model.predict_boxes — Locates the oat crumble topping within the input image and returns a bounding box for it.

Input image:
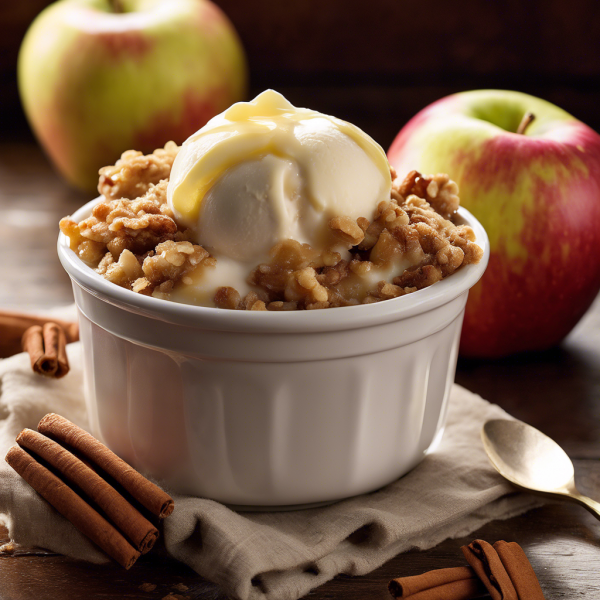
[98,141,179,201]
[60,144,483,309]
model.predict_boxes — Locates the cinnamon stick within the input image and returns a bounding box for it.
[5,445,140,569]
[0,310,78,358]
[16,429,158,554]
[389,566,487,599]
[493,541,546,599]
[38,414,174,518]
[461,539,518,600]
[21,323,70,378]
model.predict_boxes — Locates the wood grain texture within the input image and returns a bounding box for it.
[0,138,86,309]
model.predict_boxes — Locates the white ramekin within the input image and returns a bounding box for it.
[58,200,489,507]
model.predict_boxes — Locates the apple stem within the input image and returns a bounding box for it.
[110,0,124,13]
[517,112,535,135]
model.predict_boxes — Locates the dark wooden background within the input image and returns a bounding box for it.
[3,0,600,151]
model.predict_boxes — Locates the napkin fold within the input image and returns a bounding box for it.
[0,339,542,600]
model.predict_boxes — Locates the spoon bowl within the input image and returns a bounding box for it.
[482,419,600,520]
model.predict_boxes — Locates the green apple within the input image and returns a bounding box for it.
[388,90,600,357]
[18,0,247,192]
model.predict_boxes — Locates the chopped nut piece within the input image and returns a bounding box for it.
[449,228,484,264]
[96,252,114,275]
[132,277,153,295]
[214,287,241,310]
[102,249,143,288]
[143,241,209,286]
[294,267,329,303]
[396,169,460,220]
[249,300,267,311]
[394,264,443,290]
[356,216,370,232]
[436,244,465,276]
[370,229,402,266]
[376,281,406,299]
[99,141,179,200]
[59,218,83,249]
[329,216,365,245]
[322,249,342,267]
[349,259,373,275]
[396,169,420,197]
[269,239,320,270]
[320,260,350,286]
[241,291,269,310]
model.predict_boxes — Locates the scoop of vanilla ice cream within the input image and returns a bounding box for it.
[167,90,391,262]
[195,154,309,260]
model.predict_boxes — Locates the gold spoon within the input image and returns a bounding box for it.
[482,419,600,520]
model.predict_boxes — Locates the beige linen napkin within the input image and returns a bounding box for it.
[0,340,542,600]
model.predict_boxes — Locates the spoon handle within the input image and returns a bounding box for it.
[571,492,600,520]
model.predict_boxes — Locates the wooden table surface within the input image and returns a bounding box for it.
[1,137,600,599]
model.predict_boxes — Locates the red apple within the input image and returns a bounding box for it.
[18,0,247,192]
[388,90,600,357]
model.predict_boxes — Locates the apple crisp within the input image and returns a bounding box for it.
[60,146,483,310]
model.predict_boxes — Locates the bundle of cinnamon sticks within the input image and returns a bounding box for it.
[5,413,174,569]
[0,309,79,378]
[389,539,545,599]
